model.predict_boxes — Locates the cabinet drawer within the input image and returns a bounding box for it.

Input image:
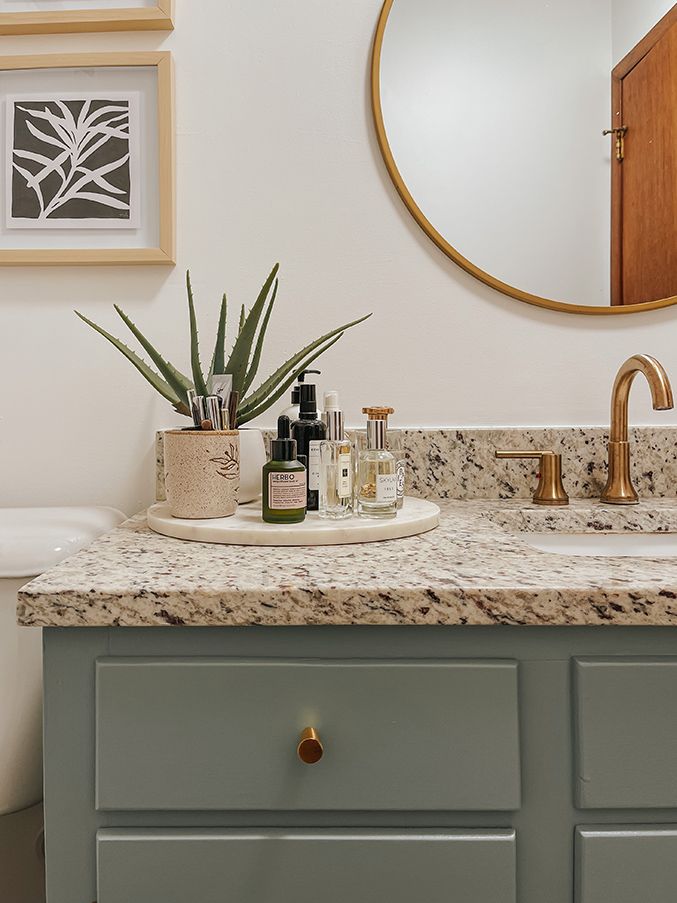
[576,826,677,903]
[97,828,517,903]
[574,658,677,808]
[96,658,520,811]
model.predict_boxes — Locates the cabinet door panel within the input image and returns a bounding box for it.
[96,658,520,811]
[97,828,517,903]
[577,826,677,903]
[574,657,677,808]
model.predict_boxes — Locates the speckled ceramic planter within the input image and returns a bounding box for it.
[164,430,240,519]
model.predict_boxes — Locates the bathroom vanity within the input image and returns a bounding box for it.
[18,488,677,903]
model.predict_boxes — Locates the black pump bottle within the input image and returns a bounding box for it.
[291,381,326,511]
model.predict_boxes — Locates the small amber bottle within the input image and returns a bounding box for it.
[262,416,307,524]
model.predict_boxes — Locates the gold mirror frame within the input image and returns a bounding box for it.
[371,0,677,316]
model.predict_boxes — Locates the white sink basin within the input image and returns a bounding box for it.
[519,532,677,558]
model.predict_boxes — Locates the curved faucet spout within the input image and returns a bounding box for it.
[609,354,673,443]
[602,354,674,504]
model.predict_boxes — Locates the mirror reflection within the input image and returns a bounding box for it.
[375,0,677,311]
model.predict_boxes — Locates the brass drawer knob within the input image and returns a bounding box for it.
[297,727,323,764]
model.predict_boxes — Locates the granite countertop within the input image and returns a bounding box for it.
[17,499,677,628]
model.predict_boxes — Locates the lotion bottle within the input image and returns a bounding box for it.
[262,416,307,524]
[291,379,326,511]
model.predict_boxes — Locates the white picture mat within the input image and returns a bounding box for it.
[0,1,155,11]
[0,66,159,250]
[6,91,141,229]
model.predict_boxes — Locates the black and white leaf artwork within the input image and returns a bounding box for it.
[6,94,140,229]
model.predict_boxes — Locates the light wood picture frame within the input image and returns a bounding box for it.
[0,52,175,266]
[0,1,173,35]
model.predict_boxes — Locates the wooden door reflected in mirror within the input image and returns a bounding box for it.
[614,9,677,306]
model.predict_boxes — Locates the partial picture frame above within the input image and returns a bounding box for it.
[0,52,175,266]
[0,0,173,35]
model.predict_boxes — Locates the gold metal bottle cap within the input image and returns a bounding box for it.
[362,406,395,421]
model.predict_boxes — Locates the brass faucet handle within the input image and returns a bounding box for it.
[495,450,569,507]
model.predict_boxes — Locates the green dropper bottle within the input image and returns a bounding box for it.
[262,415,307,524]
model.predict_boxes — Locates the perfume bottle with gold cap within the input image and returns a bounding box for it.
[356,407,397,519]
[356,406,406,509]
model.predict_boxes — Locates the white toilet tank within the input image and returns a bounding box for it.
[0,507,124,815]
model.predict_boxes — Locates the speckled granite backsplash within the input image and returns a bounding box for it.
[156,427,677,502]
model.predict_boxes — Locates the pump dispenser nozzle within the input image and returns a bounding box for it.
[291,369,321,405]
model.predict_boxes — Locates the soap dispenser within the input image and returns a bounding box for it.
[262,416,307,524]
[291,376,326,511]
[281,369,322,422]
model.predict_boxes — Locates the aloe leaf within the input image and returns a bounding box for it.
[224,263,280,394]
[238,304,246,335]
[113,305,192,405]
[238,312,372,417]
[186,271,208,396]
[209,293,228,379]
[241,278,278,396]
[75,311,188,414]
[238,333,344,426]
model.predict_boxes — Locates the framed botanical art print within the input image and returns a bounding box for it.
[0,52,175,265]
[0,1,173,35]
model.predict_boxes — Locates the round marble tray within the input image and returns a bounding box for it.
[147,497,440,547]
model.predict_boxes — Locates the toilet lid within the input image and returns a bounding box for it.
[0,507,125,578]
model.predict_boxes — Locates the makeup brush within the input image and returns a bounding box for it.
[227,391,239,431]
[205,396,223,430]
[191,394,208,429]
[187,389,201,428]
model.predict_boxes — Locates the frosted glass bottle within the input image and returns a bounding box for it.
[319,391,354,519]
[319,439,354,519]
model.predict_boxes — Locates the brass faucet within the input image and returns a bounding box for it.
[495,450,569,506]
[600,354,674,505]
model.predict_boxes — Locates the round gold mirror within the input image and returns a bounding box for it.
[372,0,677,315]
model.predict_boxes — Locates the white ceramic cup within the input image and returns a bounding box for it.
[164,430,240,519]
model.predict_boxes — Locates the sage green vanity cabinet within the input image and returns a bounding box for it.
[96,659,520,811]
[97,828,517,903]
[42,627,677,903]
[574,658,677,808]
[576,826,677,903]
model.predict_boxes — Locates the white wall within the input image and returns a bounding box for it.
[613,0,675,62]
[1,0,677,515]
[381,0,613,307]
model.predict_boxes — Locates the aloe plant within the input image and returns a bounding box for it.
[75,264,371,427]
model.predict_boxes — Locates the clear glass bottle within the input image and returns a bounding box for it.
[319,391,354,519]
[355,407,406,509]
[356,409,397,519]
